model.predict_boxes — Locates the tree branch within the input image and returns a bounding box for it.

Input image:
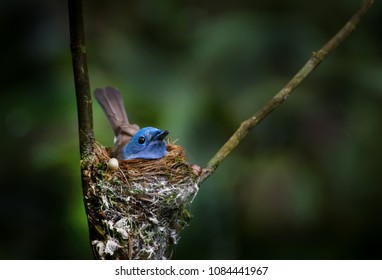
[68,0,96,257]
[198,0,374,184]
[68,0,94,159]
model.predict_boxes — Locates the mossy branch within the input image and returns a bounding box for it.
[198,0,374,184]
[68,0,97,258]
[68,0,94,159]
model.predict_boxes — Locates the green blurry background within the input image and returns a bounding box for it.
[1,0,381,259]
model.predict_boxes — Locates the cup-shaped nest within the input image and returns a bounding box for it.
[86,143,199,259]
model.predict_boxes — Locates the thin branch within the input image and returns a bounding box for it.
[68,0,94,159]
[198,0,374,184]
[68,0,97,258]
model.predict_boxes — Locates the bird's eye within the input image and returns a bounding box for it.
[138,136,146,145]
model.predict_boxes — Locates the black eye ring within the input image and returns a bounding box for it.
[138,136,146,145]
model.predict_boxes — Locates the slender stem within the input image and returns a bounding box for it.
[198,0,374,184]
[68,0,96,258]
[68,0,94,159]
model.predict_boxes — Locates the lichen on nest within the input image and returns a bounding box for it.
[86,142,199,259]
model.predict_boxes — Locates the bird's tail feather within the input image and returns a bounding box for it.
[94,87,130,136]
[94,87,140,158]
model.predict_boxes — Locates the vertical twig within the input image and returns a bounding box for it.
[68,0,94,158]
[68,0,96,258]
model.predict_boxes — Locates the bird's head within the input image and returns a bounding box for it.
[121,127,169,160]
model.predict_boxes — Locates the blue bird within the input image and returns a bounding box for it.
[94,87,169,160]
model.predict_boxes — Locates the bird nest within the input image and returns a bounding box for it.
[86,142,199,260]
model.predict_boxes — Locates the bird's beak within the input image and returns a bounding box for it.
[154,130,169,141]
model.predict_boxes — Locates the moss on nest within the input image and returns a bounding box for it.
[86,142,198,259]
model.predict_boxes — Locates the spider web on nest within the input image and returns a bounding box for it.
[86,142,199,259]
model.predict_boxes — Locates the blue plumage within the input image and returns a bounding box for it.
[121,127,169,160]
